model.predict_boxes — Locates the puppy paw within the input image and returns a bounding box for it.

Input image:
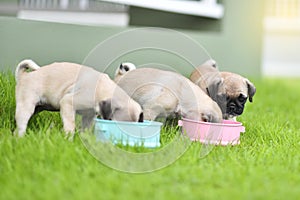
[13,130,26,137]
[64,133,75,141]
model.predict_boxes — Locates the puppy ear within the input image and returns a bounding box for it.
[245,79,256,102]
[119,63,128,74]
[205,75,223,101]
[119,63,123,70]
[99,99,113,120]
[201,113,212,122]
[138,112,144,122]
[119,63,133,74]
[208,59,217,68]
[120,63,129,71]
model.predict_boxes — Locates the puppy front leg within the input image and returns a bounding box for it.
[230,116,237,121]
[78,109,95,131]
[60,95,76,140]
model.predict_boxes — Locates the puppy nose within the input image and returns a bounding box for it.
[228,103,236,112]
[229,102,235,107]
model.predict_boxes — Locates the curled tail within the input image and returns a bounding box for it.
[15,59,40,81]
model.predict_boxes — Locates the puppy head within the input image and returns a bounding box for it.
[192,68,256,119]
[185,83,223,123]
[202,59,217,68]
[184,103,222,124]
[219,73,256,119]
[190,65,227,116]
[98,98,143,122]
[201,101,223,123]
[114,62,136,82]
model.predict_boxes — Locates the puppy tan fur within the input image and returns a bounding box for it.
[114,63,222,123]
[190,60,256,120]
[15,59,143,137]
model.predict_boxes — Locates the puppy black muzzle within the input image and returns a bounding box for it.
[226,100,245,116]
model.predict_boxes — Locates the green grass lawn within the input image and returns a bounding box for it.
[1,71,300,200]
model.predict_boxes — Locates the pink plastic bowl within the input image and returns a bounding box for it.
[178,118,245,145]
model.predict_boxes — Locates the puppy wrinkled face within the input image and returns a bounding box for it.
[211,92,250,119]
[224,93,248,119]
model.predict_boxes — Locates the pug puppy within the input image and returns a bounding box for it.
[190,59,256,120]
[114,63,223,123]
[15,59,143,137]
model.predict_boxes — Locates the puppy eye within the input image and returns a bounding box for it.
[238,94,247,102]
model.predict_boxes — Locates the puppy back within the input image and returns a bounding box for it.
[15,59,40,81]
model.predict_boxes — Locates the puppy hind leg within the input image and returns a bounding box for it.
[15,102,35,137]
[59,95,76,140]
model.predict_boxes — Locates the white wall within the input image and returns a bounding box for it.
[262,0,300,77]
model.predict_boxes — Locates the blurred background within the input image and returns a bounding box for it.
[0,0,299,77]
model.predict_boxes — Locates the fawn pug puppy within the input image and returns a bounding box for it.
[190,59,256,120]
[114,63,222,123]
[15,60,143,137]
